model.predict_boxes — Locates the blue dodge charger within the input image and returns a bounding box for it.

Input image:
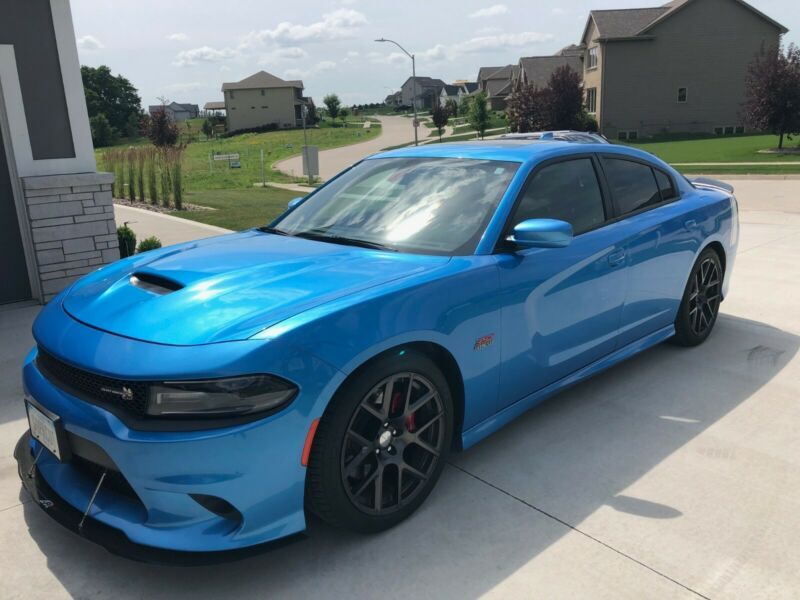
[16,140,738,561]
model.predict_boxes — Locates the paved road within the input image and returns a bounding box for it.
[1,179,799,598]
[114,204,230,247]
[274,116,417,181]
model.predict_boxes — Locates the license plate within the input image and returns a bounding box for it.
[26,402,63,460]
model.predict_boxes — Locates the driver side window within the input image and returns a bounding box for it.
[511,158,606,236]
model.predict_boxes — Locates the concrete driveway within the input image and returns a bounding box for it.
[274,115,417,181]
[1,179,798,598]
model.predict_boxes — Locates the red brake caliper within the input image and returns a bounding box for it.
[389,391,417,432]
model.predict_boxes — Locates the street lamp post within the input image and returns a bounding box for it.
[375,38,418,146]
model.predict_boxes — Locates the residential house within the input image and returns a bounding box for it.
[148,102,199,122]
[400,77,447,110]
[581,0,787,139]
[477,65,518,110]
[515,54,583,89]
[1,0,117,304]
[222,70,307,132]
[458,82,479,103]
[202,101,226,117]
[439,85,461,108]
[384,91,403,108]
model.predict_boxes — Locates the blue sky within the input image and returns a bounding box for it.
[71,0,799,107]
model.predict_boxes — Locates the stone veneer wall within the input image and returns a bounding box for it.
[21,172,117,301]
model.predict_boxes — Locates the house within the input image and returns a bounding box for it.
[148,102,199,122]
[384,91,402,108]
[477,65,518,110]
[1,0,117,304]
[581,0,787,139]
[458,82,479,103]
[202,101,226,117]
[439,85,461,107]
[515,54,583,89]
[222,70,307,132]
[399,77,447,110]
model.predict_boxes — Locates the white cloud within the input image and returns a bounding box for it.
[468,4,508,18]
[243,9,367,47]
[455,31,553,52]
[76,35,104,51]
[551,8,566,15]
[164,81,203,94]
[167,32,189,42]
[173,45,237,67]
[284,60,338,79]
[275,46,308,59]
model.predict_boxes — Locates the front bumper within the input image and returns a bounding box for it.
[20,303,346,556]
[15,432,304,564]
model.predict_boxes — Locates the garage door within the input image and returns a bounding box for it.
[0,126,32,304]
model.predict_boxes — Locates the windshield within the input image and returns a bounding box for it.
[271,157,519,255]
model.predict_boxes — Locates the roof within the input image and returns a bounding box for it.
[518,55,583,86]
[461,82,479,93]
[441,85,461,96]
[204,101,225,110]
[477,66,506,82]
[148,102,198,114]
[584,0,787,41]
[222,70,303,91]
[374,139,657,166]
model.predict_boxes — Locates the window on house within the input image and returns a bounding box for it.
[677,87,688,103]
[627,131,638,140]
[618,131,628,141]
[229,91,235,99]
[588,47,598,69]
[586,88,597,113]
[714,127,724,135]
[261,89,266,96]
[724,126,734,135]
[735,126,745,134]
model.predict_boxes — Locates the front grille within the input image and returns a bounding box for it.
[36,349,148,416]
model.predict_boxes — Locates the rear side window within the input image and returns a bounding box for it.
[603,158,663,215]
[654,169,677,200]
[511,158,605,236]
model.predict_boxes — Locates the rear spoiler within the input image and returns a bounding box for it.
[690,177,734,194]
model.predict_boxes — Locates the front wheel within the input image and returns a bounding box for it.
[672,248,723,346]
[306,351,453,533]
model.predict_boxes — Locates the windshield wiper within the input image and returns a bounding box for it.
[293,231,397,252]
[258,226,290,236]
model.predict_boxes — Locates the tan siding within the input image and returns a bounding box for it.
[600,0,781,137]
[582,19,604,125]
[225,87,298,131]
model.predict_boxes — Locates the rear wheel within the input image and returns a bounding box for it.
[306,351,452,533]
[672,248,723,346]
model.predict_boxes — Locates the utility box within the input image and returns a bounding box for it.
[302,145,319,178]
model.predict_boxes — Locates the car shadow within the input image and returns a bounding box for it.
[18,314,800,598]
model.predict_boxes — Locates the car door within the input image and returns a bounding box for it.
[495,155,629,410]
[599,155,699,347]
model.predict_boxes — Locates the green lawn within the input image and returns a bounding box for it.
[172,187,297,231]
[624,134,800,164]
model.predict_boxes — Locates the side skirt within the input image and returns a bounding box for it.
[461,325,675,450]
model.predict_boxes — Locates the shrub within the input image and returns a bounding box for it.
[221,122,278,137]
[90,113,114,147]
[117,225,136,258]
[136,236,162,253]
[148,106,179,147]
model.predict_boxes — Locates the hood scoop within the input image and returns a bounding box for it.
[129,272,184,296]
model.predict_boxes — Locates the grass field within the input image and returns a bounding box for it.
[172,187,298,230]
[625,134,800,164]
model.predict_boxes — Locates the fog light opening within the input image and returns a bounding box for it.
[190,494,242,523]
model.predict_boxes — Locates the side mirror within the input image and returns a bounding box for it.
[509,219,573,249]
[288,197,304,209]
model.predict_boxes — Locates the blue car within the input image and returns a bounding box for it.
[16,140,738,561]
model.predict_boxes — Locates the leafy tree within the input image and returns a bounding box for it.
[124,112,141,139]
[305,101,320,125]
[431,102,450,141]
[458,94,472,117]
[468,91,490,139]
[148,106,179,147]
[547,66,584,130]
[323,93,341,122]
[90,113,114,147]
[507,81,538,133]
[81,65,142,134]
[743,44,800,149]
[339,106,349,127]
[201,119,213,139]
[445,98,459,118]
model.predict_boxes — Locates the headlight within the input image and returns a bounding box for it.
[147,375,298,417]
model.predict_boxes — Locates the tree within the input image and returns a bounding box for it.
[323,93,341,123]
[201,119,214,139]
[445,98,459,118]
[90,113,114,147]
[148,106,179,147]
[743,44,800,149]
[431,102,450,141]
[339,106,349,127]
[507,81,539,133]
[468,91,490,139]
[458,94,472,118]
[81,65,142,134]
[547,65,584,130]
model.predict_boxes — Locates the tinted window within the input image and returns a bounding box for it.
[603,159,661,215]
[654,169,676,200]
[512,159,605,236]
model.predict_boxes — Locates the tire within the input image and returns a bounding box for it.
[672,247,723,347]
[306,350,453,533]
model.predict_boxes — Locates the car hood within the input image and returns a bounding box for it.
[62,230,448,346]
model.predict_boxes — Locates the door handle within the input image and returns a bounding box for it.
[608,250,626,267]
[684,219,698,231]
